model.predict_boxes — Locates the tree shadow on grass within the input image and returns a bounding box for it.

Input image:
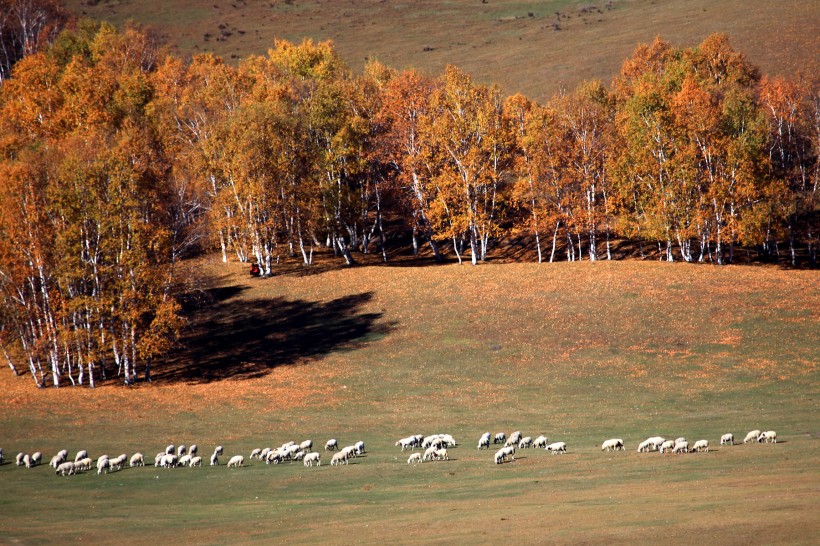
[157,287,395,384]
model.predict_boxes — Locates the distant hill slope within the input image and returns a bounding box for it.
[63,0,818,101]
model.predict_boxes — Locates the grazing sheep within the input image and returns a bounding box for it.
[758,431,777,443]
[330,451,348,466]
[674,437,687,446]
[178,454,192,467]
[189,456,203,467]
[165,445,175,455]
[506,431,522,447]
[188,445,198,457]
[422,435,442,449]
[15,452,24,466]
[435,448,449,461]
[250,448,262,460]
[130,453,144,467]
[299,440,313,451]
[31,452,42,466]
[478,432,491,450]
[637,439,652,453]
[210,446,223,466]
[396,437,416,451]
[494,433,506,445]
[672,441,689,454]
[50,453,65,468]
[354,441,366,455]
[161,454,178,468]
[303,452,321,467]
[325,439,338,451]
[647,437,665,450]
[720,433,734,446]
[22,454,31,468]
[440,434,457,447]
[659,440,676,453]
[227,455,244,468]
[266,450,283,464]
[407,452,423,465]
[177,445,187,458]
[56,461,76,476]
[97,457,110,474]
[743,430,762,444]
[74,450,88,462]
[293,451,306,462]
[546,442,567,454]
[601,439,625,451]
[494,446,515,464]
[109,454,127,471]
[532,435,549,449]
[692,440,709,452]
[422,446,439,462]
[518,437,533,449]
[76,458,93,472]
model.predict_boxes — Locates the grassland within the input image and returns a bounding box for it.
[62,0,819,101]
[1,257,818,543]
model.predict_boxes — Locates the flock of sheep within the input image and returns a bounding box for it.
[0,428,777,477]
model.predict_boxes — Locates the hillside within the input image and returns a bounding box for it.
[63,0,819,101]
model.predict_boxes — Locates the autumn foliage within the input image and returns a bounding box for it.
[0,20,818,387]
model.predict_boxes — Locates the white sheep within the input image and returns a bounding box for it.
[674,437,686,445]
[50,453,65,468]
[440,434,457,447]
[396,437,416,451]
[56,449,68,460]
[188,445,198,457]
[494,432,506,445]
[227,455,244,468]
[299,440,313,451]
[325,439,338,451]
[56,461,75,476]
[659,440,676,453]
[165,444,175,455]
[293,451,306,462]
[692,440,709,452]
[435,448,449,461]
[303,452,321,467]
[758,430,777,443]
[546,442,567,454]
[478,432,491,450]
[637,439,652,453]
[76,457,93,472]
[109,454,127,471]
[330,451,348,466]
[130,453,145,467]
[518,437,533,449]
[161,454,178,468]
[97,457,110,475]
[422,446,439,462]
[177,445,187,457]
[506,431,522,447]
[422,435,441,449]
[407,452,422,465]
[210,446,223,466]
[31,452,42,466]
[720,433,734,446]
[250,448,262,460]
[189,456,203,467]
[22,453,32,468]
[15,452,24,466]
[672,441,689,454]
[178,454,192,467]
[647,437,665,450]
[74,450,88,462]
[532,435,549,449]
[601,439,624,451]
[743,430,762,444]
[155,452,165,467]
[354,441,365,455]
[494,446,515,464]
[266,451,283,464]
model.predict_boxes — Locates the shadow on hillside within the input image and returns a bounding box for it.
[157,286,394,384]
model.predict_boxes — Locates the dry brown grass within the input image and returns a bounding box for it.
[62,0,819,101]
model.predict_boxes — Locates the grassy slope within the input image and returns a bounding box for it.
[62,0,819,101]
[0,259,818,543]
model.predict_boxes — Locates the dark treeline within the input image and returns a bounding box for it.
[0,15,817,387]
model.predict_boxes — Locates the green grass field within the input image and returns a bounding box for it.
[1,259,818,543]
[62,0,819,101]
